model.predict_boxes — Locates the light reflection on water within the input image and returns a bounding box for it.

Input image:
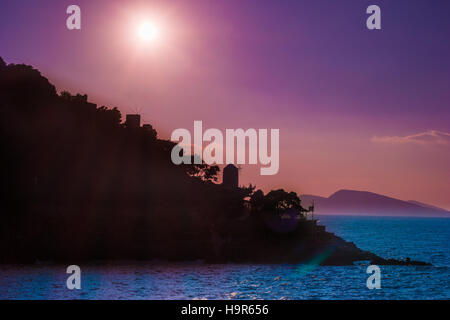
[0,263,448,299]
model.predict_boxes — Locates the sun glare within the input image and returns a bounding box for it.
[138,22,158,42]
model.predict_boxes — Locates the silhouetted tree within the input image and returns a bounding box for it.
[262,189,306,216]
[250,189,265,213]
[185,155,220,182]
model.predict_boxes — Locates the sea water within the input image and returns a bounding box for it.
[0,216,448,299]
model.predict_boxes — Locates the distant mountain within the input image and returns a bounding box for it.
[301,190,450,217]
[406,200,448,212]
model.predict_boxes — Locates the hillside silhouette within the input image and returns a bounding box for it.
[0,58,430,266]
[0,58,256,263]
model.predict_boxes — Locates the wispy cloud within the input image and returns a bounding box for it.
[372,130,450,146]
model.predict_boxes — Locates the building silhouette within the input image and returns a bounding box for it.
[126,114,141,129]
[223,164,239,189]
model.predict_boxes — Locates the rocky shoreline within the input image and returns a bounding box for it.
[202,215,432,266]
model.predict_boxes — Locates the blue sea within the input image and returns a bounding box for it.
[0,216,449,299]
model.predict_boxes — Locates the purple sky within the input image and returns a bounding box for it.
[1,0,449,209]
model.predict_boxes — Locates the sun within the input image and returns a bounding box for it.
[138,21,158,42]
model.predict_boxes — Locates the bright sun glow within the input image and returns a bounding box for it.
[138,22,158,41]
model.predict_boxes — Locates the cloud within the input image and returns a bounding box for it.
[372,130,450,146]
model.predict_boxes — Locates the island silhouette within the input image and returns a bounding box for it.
[301,190,450,217]
[0,57,429,266]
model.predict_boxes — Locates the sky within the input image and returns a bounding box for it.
[1,0,449,209]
